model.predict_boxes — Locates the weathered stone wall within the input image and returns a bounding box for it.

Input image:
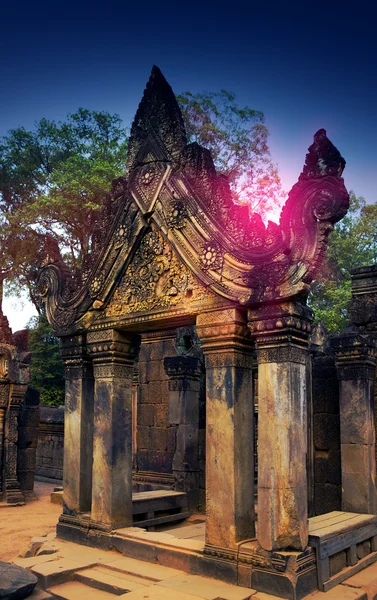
[312,355,341,515]
[136,331,206,511]
[17,387,40,496]
[35,405,64,480]
[136,336,175,475]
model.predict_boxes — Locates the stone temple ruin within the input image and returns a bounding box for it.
[0,281,39,504]
[37,66,377,599]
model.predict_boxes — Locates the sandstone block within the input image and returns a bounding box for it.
[155,404,168,427]
[138,384,149,404]
[147,361,160,382]
[150,427,168,451]
[137,405,155,427]
[137,426,150,450]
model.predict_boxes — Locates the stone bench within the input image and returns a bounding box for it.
[308,511,377,592]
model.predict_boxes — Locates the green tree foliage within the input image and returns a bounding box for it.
[0,108,128,311]
[177,90,284,215]
[28,315,65,406]
[309,192,377,333]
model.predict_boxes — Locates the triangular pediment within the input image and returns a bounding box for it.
[104,226,215,321]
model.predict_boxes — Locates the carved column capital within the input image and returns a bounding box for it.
[331,334,377,380]
[9,384,27,406]
[248,301,313,364]
[87,329,140,379]
[60,334,92,379]
[196,308,253,359]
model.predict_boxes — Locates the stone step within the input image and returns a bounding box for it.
[47,581,117,600]
[74,566,148,595]
[50,489,189,528]
[105,556,183,582]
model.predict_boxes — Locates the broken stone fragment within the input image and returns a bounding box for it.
[18,537,46,559]
[35,543,56,556]
[0,561,37,599]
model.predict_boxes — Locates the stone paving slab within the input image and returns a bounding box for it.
[13,554,60,569]
[105,556,184,582]
[31,557,97,588]
[51,540,119,564]
[304,585,368,599]
[167,523,206,539]
[48,581,118,600]
[342,561,377,588]
[116,526,205,550]
[252,594,285,600]
[156,573,254,599]
[119,584,207,600]
[75,566,149,593]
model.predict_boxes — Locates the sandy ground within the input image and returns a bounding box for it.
[0,481,61,562]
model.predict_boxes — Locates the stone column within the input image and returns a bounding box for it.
[60,335,94,514]
[88,329,139,530]
[0,382,9,499]
[196,308,255,549]
[4,383,27,503]
[164,355,201,509]
[331,334,377,514]
[248,301,313,552]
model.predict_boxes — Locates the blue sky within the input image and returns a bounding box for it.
[1,0,376,329]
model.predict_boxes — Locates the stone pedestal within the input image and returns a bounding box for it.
[248,301,313,553]
[88,329,139,530]
[60,335,94,514]
[332,334,377,514]
[250,546,317,600]
[164,355,201,509]
[197,308,255,549]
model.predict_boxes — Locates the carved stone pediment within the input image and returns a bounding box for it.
[105,227,214,320]
[38,67,349,336]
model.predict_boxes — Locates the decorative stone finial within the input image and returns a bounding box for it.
[300,128,346,180]
[126,65,187,172]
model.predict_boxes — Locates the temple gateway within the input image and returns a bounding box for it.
[39,67,376,599]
